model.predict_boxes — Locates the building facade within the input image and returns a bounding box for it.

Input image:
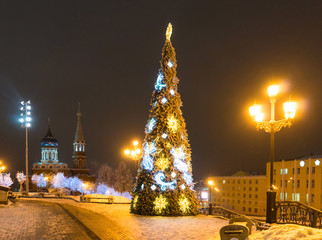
[32,124,70,175]
[70,105,95,182]
[267,156,322,210]
[32,105,95,182]
[208,171,268,216]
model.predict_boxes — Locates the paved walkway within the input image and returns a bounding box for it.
[0,199,134,240]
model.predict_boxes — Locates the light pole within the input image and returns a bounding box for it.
[249,85,296,223]
[19,100,32,194]
[124,140,142,172]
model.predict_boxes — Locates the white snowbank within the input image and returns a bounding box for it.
[249,224,322,240]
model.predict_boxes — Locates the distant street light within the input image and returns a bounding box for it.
[249,84,297,223]
[0,161,6,173]
[19,100,32,194]
[124,140,142,172]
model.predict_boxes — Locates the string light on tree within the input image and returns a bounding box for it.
[154,195,168,214]
[131,23,198,216]
[167,115,178,133]
[179,195,190,213]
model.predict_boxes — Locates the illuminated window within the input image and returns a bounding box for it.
[284,169,288,174]
[223,180,226,184]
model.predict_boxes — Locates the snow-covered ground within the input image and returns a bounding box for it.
[249,224,322,240]
[2,198,322,239]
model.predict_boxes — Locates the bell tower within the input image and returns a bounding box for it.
[71,104,89,175]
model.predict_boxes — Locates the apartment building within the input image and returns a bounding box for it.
[208,171,268,216]
[267,155,322,209]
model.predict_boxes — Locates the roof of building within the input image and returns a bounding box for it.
[41,123,58,147]
[74,103,85,143]
[278,154,322,162]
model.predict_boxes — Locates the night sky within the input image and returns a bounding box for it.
[0,1,321,181]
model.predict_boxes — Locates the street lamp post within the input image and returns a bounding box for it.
[208,180,214,215]
[19,100,32,194]
[124,140,142,173]
[249,85,296,223]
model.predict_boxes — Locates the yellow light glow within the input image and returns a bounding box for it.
[154,195,168,214]
[268,85,279,97]
[131,150,136,156]
[179,195,190,213]
[255,112,264,122]
[156,156,169,171]
[124,149,130,155]
[214,187,219,192]
[133,195,138,209]
[136,149,141,154]
[167,115,178,133]
[284,101,296,119]
[272,185,278,190]
[166,23,172,40]
[133,140,139,146]
[249,104,262,117]
[208,180,214,186]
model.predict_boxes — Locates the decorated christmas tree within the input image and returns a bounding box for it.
[131,23,199,216]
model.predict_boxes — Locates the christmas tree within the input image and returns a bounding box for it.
[131,23,199,216]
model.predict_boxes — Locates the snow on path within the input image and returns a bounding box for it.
[27,198,229,239]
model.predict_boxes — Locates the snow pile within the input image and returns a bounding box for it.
[249,224,322,240]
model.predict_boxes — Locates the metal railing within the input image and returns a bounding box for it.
[276,201,322,228]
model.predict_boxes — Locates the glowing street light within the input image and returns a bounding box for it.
[249,84,297,223]
[19,100,32,194]
[0,161,6,173]
[123,140,142,172]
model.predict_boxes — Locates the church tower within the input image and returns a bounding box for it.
[32,119,69,176]
[71,104,90,176]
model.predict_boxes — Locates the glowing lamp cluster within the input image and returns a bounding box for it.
[249,85,296,122]
[19,100,32,128]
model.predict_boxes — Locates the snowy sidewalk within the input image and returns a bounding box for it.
[0,200,92,240]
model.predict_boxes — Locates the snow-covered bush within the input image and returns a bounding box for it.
[0,173,13,187]
[16,172,26,183]
[31,173,47,188]
[51,172,66,189]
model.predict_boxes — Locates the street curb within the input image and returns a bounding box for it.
[57,203,101,240]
